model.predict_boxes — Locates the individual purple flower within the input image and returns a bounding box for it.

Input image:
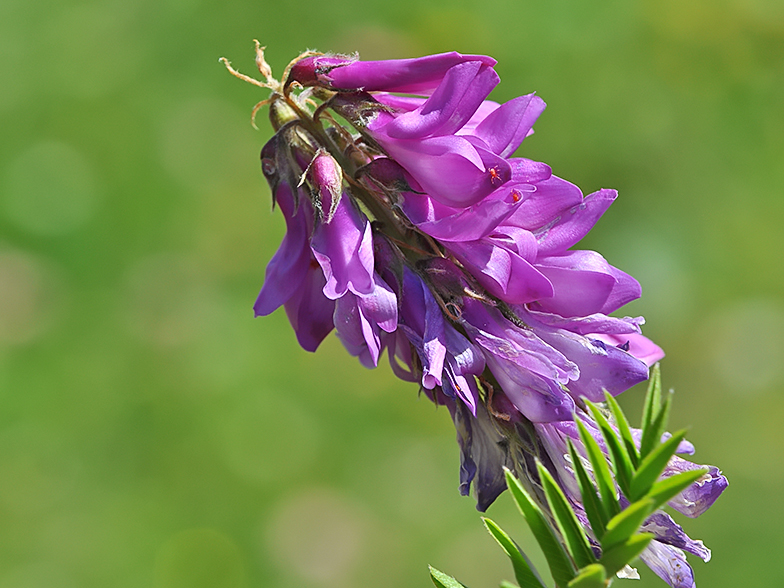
[309,152,376,299]
[333,272,397,368]
[253,136,336,352]
[288,51,497,94]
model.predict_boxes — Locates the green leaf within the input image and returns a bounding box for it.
[601,499,653,552]
[640,363,662,446]
[604,390,639,468]
[429,565,468,588]
[483,518,547,588]
[537,462,596,569]
[568,440,607,539]
[629,430,687,501]
[586,401,633,499]
[647,468,709,511]
[599,533,654,576]
[504,468,576,587]
[640,381,673,460]
[567,563,607,588]
[500,582,519,588]
[576,420,619,518]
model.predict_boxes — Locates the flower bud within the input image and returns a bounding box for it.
[308,150,343,222]
[268,98,298,131]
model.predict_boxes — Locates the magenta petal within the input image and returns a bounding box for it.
[311,193,375,298]
[509,158,553,183]
[284,263,335,352]
[399,183,530,242]
[534,250,641,317]
[505,175,584,230]
[291,52,497,94]
[535,189,618,256]
[457,99,501,135]
[474,94,547,157]
[589,332,665,366]
[378,134,511,207]
[384,61,499,139]
[449,239,554,304]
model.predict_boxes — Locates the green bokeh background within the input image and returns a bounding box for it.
[1,0,782,586]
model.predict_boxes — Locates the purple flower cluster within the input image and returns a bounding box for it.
[235,48,726,588]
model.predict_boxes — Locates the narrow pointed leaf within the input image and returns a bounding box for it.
[586,401,633,499]
[640,363,661,446]
[629,430,687,501]
[599,533,653,576]
[568,440,607,538]
[567,563,607,588]
[537,462,596,569]
[604,390,639,468]
[640,388,673,459]
[483,518,547,588]
[576,419,619,517]
[648,468,709,511]
[504,468,576,586]
[500,582,519,588]
[601,498,653,552]
[429,566,468,588]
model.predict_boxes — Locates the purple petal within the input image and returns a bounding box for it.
[457,99,501,135]
[521,307,644,336]
[533,250,641,317]
[284,262,335,352]
[446,397,513,511]
[473,93,547,157]
[383,61,500,139]
[640,542,696,588]
[399,268,447,389]
[448,238,554,304]
[535,189,618,256]
[289,52,497,94]
[333,273,399,368]
[487,354,576,422]
[462,300,578,384]
[504,175,584,230]
[334,293,381,368]
[373,133,512,207]
[589,332,665,366]
[663,457,728,518]
[254,184,312,316]
[358,274,398,333]
[374,93,426,112]
[642,511,712,562]
[440,326,485,414]
[310,193,375,298]
[385,330,417,382]
[509,158,553,184]
[536,329,651,401]
[399,182,531,242]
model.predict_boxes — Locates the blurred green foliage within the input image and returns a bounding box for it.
[0,0,782,586]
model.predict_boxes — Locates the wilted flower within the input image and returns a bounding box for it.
[224,45,726,587]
